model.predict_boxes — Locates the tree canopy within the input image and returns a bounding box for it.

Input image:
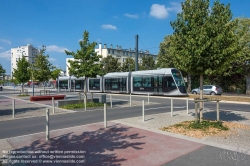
[0,63,5,76]
[33,46,53,84]
[13,57,30,93]
[121,57,135,72]
[100,55,121,73]
[139,56,155,70]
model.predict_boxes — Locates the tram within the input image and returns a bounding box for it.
[57,68,187,96]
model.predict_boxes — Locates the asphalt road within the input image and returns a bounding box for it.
[0,91,249,139]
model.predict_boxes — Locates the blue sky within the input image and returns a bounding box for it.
[1,0,250,75]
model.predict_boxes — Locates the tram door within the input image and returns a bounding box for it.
[154,76,159,93]
[162,76,177,92]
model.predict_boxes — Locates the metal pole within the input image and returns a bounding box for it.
[110,94,112,108]
[217,101,220,121]
[187,98,189,114]
[142,100,145,122]
[104,103,107,128]
[148,93,149,104]
[130,93,131,106]
[12,99,15,118]
[32,72,34,97]
[52,97,55,114]
[171,98,173,117]
[195,102,198,122]
[57,77,59,93]
[46,108,49,140]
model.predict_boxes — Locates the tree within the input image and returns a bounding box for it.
[0,63,6,86]
[157,35,175,68]
[51,68,62,88]
[65,30,103,97]
[13,57,30,94]
[232,17,250,95]
[100,55,121,73]
[140,56,155,70]
[170,0,242,121]
[121,57,135,72]
[33,45,53,90]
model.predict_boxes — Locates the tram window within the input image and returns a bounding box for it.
[133,76,142,87]
[89,79,100,90]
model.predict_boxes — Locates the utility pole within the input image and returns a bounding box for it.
[135,34,139,71]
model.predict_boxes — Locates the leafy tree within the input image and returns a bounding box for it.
[65,30,103,98]
[0,64,5,85]
[140,56,155,70]
[51,68,62,88]
[121,57,135,72]
[170,0,242,121]
[100,55,121,73]
[33,45,53,90]
[13,57,30,94]
[157,35,175,68]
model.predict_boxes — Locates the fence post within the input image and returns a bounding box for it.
[217,101,220,121]
[52,97,55,114]
[195,102,198,122]
[110,94,112,108]
[12,99,15,118]
[171,98,173,117]
[130,93,131,106]
[79,92,81,103]
[142,100,145,122]
[104,103,107,128]
[46,108,49,140]
[187,98,189,114]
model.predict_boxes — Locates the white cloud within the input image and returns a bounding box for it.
[101,24,117,30]
[0,39,11,45]
[48,58,57,62]
[124,13,139,19]
[0,50,11,60]
[0,47,4,50]
[150,4,168,19]
[46,45,69,53]
[167,2,182,13]
[150,2,182,19]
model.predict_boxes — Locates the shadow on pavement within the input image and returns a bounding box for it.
[7,124,145,165]
[191,111,248,122]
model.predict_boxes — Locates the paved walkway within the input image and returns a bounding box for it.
[1,110,250,165]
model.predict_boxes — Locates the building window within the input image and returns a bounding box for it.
[112,50,114,54]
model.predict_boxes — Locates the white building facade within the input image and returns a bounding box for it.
[65,43,158,76]
[95,43,158,65]
[11,44,40,76]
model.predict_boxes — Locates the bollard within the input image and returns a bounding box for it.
[46,108,49,140]
[104,103,107,128]
[142,100,145,122]
[148,93,149,104]
[110,94,112,108]
[12,99,15,118]
[187,98,189,114]
[195,102,198,122]
[130,93,132,106]
[217,101,220,121]
[52,97,55,114]
[84,94,87,111]
[171,98,173,117]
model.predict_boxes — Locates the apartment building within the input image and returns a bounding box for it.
[11,44,40,76]
[65,43,158,76]
[95,43,158,65]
